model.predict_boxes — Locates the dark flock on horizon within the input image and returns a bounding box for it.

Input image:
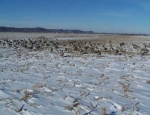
[0,36,150,56]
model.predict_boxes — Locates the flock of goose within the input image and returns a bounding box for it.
[0,37,150,56]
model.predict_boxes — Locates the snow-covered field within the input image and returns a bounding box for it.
[0,35,150,115]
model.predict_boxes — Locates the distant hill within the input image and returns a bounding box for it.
[0,26,94,34]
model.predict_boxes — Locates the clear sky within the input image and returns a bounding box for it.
[0,0,150,34]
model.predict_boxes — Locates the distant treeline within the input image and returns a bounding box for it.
[0,26,149,36]
[0,26,94,34]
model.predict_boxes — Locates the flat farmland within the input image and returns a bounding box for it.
[0,33,150,115]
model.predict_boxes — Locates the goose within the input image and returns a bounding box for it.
[132,43,140,49]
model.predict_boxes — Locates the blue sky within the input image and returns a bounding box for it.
[0,0,150,34]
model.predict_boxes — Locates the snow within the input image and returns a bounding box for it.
[0,47,150,115]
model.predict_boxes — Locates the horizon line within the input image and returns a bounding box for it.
[0,26,149,35]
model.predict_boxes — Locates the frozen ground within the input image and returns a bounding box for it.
[0,46,150,115]
[0,32,150,41]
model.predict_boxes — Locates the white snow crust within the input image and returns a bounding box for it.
[0,48,150,115]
